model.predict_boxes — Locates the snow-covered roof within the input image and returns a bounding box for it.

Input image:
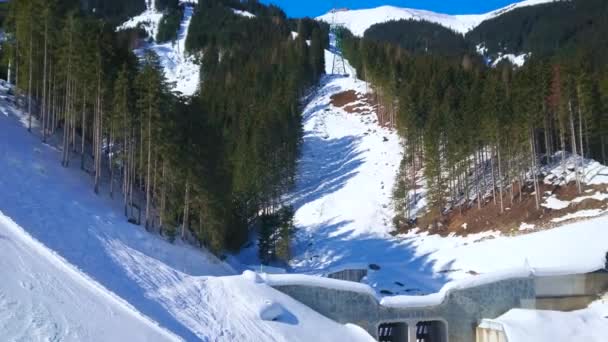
[479,304,608,342]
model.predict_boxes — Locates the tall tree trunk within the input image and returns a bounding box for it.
[529,128,540,210]
[110,118,115,198]
[94,67,102,194]
[160,160,166,233]
[41,20,48,142]
[497,142,504,214]
[145,101,152,230]
[81,92,87,169]
[183,178,190,239]
[27,27,33,133]
[569,101,581,194]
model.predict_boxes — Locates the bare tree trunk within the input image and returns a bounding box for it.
[41,20,48,142]
[27,27,33,132]
[490,145,497,205]
[497,143,504,214]
[81,92,87,169]
[145,100,153,230]
[110,117,115,198]
[474,148,481,209]
[183,178,190,239]
[160,161,166,232]
[602,135,607,165]
[569,101,581,194]
[94,67,102,194]
[530,128,540,210]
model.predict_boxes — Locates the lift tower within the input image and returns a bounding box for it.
[330,8,347,75]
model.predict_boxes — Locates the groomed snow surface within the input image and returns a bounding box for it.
[0,212,179,342]
[0,82,374,341]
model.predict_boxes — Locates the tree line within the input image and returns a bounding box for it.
[340,29,608,229]
[3,0,327,256]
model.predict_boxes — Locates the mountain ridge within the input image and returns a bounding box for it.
[317,0,559,36]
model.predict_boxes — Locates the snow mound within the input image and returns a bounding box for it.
[258,300,285,321]
[243,270,265,283]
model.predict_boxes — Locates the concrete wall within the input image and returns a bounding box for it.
[535,271,608,297]
[273,277,535,342]
[535,271,608,311]
[270,270,607,342]
[326,268,368,283]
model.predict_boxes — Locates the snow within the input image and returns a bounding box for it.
[0,212,180,342]
[118,4,163,39]
[480,304,608,342]
[519,222,535,231]
[551,209,606,223]
[232,8,255,18]
[317,0,559,36]
[262,273,377,297]
[0,84,373,341]
[317,5,480,36]
[542,195,571,210]
[118,1,200,96]
[491,53,530,67]
[229,42,608,298]
[381,268,533,308]
[543,153,608,186]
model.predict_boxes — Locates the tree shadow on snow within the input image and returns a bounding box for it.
[291,219,449,296]
[289,135,364,211]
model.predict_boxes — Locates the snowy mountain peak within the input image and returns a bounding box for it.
[317,0,559,36]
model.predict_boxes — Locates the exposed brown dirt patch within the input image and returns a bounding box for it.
[404,182,608,238]
[330,90,385,123]
[330,90,359,108]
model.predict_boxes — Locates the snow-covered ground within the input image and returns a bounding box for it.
[318,0,559,36]
[119,0,200,96]
[0,82,374,341]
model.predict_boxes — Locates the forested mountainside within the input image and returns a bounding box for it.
[361,0,608,64]
[340,15,608,230]
[467,0,608,64]
[81,0,146,26]
[2,0,326,253]
[364,19,471,58]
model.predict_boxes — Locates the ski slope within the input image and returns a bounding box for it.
[119,0,200,96]
[257,45,608,297]
[0,82,374,341]
[317,0,559,36]
[0,212,179,342]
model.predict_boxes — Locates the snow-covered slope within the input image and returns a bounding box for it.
[0,82,374,341]
[0,212,179,342]
[254,44,608,297]
[317,0,559,36]
[119,1,200,96]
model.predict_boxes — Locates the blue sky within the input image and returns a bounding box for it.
[259,0,524,18]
